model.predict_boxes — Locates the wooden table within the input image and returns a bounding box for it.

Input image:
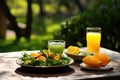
[0,48,120,80]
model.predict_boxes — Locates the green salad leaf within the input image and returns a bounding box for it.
[20,50,71,66]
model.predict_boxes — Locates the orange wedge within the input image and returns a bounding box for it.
[53,54,60,60]
[94,53,111,67]
[36,56,46,61]
[31,52,41,58]
[82,55,102,68]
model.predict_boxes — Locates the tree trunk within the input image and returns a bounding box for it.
[0,8,7,39]
[74,0,84,12]
[25,0,32,39]
[37,0,45,16]
[0,0,21,40]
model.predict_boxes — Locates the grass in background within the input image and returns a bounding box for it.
[0,35,52,52]
[0,0,71,52]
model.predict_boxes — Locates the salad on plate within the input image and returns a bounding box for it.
[17,49,74,68]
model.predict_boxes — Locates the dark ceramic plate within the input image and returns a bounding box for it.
[16,57,74,69]
[65,53,84,61]
[64,49,94,61]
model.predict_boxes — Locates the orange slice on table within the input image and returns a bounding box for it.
[82,55,102,68]
[94,53,111,67]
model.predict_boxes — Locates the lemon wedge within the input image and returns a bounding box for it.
[67,46,80,54]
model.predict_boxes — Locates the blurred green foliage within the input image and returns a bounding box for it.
[58,0,120,52]
[1,0,119,52]
[0,0,66,52]
[0,35,50,52]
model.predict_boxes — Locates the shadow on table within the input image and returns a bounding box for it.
[15,66,74,77]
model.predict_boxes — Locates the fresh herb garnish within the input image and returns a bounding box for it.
[80,52,94,56]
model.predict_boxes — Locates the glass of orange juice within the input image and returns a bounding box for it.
[86,27,101,53]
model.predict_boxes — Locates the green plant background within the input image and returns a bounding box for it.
[0,0,120,52]
[58,0,120,52]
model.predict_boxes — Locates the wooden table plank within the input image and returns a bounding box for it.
[0,48,120,80]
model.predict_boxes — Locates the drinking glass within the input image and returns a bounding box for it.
[86,27,101,53]
[48,40,65,55]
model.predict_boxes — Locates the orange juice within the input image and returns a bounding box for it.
[87,32,101,53]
